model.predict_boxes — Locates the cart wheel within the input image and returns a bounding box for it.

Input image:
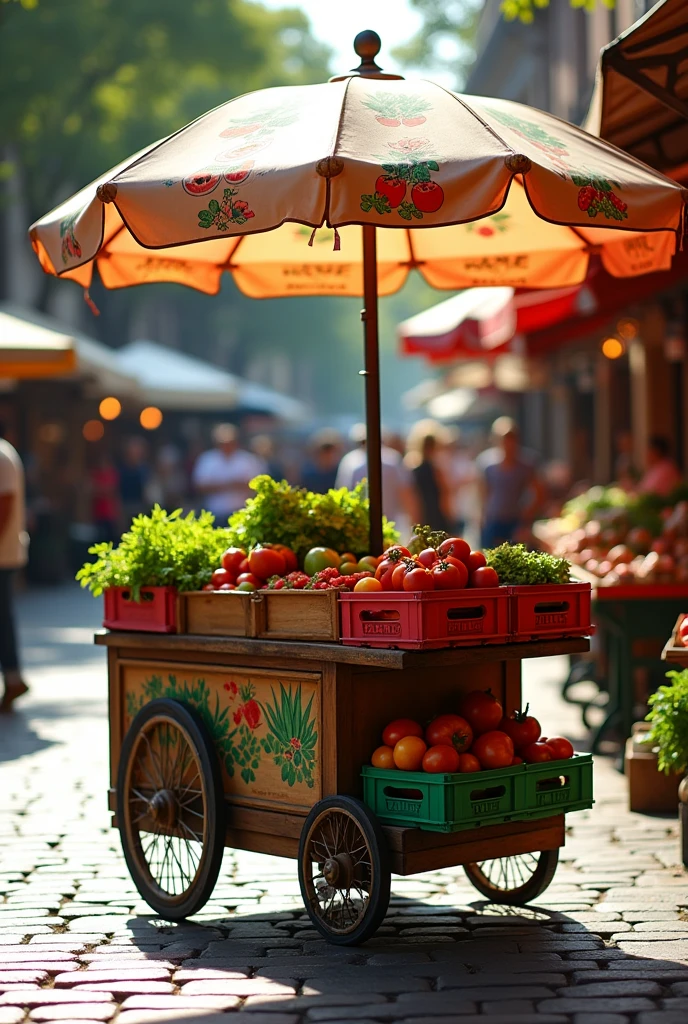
[298,796,390,945]
[464,848,559,905]
[117,698,225,920]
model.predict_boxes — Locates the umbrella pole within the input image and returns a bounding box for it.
[361,224,384,556]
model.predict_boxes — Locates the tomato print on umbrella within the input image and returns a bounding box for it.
[60,214,82,264]
[361,137,444,220]
[183,171,222,197]
[363,92,431,127]
[466,212,511,237]
[198,187,255,230]
[573,173,628,221]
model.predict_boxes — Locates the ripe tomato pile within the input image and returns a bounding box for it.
[205,544,381,593]
[373,538,499,593]
[371,693,574,774]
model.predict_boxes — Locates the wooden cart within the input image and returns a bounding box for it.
[98,629,589,945]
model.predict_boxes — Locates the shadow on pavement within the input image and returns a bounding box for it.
[0,711,55,761]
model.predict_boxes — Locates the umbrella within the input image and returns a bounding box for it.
[586,0,688,177]
[29,31,687,553]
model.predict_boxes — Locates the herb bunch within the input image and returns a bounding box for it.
[76,506,231,598]
[646,669,688,776]
[485,543,571,585]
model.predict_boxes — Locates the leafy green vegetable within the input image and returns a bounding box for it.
[646,669,688,775]
[225,475,398,558]
[485,543,571,585]
[562,483,688,537]
[76,506,231,598]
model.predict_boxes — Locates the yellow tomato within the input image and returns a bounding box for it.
[393,735,427,771]
[371,745,395,769]
[354,576,383,592]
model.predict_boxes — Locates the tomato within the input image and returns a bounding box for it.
[354,577,382,592]
[393,735,427,771]
[679,617,688,641]
[236,581,256,592]
[303,547,340,575]
[384,545,411,559]
[431,561,466,590]
[470,566,500,588]
[458,753,481,773]
[340,552,358,566]
[545,737,574,760]
[202,583,215,591]
[248,545,286,580]
[425,714,473,753]
[422,745,460,773]
[375,557,399,590]
[339,562,358,576]
[468,551,487,572]
[382,718,423,747]
[439,537,471,565]
[371,745,395,769]
[211,568,235,589]
[521,741,554,763]
[443,556,470,585]
[238,557,250,574]
[219,583,236,590]
[271,544,298,573]
[418,548,438,568]
[403,567,435,591]
[471,730,514,770]
[221,547,246,574]
[237,572,262,587]
[392,562,408,590]
[511,755,524,765]
[458,689,504,735]
[499,705,541,751]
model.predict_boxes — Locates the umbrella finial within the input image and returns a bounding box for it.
[329,29,403,81]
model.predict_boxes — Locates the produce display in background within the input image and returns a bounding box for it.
[485,543,571,585]
[225,476,399,560]
[646,668,688,775]
[370,692,575,774]
[77,507,232,597]
[548,486,688,585]
[675,614,688,648]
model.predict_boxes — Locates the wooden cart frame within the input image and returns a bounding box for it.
[98,630,588,943]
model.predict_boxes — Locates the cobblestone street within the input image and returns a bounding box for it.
[1,584,687,1024]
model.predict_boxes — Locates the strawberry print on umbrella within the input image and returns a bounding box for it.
[60,214,82,264]
[573,173,628,221]
[363,92,431,128]
[198,187,255,230]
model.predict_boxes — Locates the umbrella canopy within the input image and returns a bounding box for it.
[586,0,688,177]
[27,31,688,552]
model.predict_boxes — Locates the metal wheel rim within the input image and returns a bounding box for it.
[470,853,542,894]
[301,807,375,935]
[122,713,209,905]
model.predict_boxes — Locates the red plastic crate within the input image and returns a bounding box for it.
[103,586,178,633]
[509,582,592,641]
[339,588,510,649]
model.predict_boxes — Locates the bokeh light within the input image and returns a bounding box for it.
[83,419,105,441]
[140,406,163,430]
[601,337,624,360]
[616,318,639,341]
[99,396,122,420]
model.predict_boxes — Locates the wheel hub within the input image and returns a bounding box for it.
[322,853,354,889]
[149,789,177,829]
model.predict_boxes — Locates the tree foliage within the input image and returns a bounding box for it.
[501,0,615,23]
[391,0,481,84]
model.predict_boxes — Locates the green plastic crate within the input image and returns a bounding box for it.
[361,752,593,833]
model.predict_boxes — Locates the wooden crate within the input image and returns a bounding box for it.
[253,589,340,642]
[662,613,688,666]
[181,591,254,637]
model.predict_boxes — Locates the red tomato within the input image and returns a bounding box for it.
[219,583,236,590]
[392,562,408,590]
[521,741,554,763]
[248,546,286,580]
[679,617,688,642]
[384,544,411,559]
[499,705,541,751]
[418,548,438,568]
[382,718,424,747]
[511,755,524,765]
[211,568,234,589]
[237,572,262,587]
[431,561,466,590]
[425,714,473,753]
[202,583,215,591]
[393,735,427,771]
[221,547,246,574]
[458,753,481,773]
[458,689,504,735]
[238,557,250,574]
[403,567,435,591]
[422,745,460,773]
[271,544,298,573]
[443,556,470,584]
[468,551,487,572]
[375,557,399,590]
[470,566,500,588]
[471,730,514,770]
[545,737,574,760]
[439,537,471,565]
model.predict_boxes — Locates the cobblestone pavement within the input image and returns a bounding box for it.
[0,584,686,1024]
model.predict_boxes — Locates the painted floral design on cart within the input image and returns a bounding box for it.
[60,214,82,264]
[467,212,511,236]
[361,139,444,220]
[573,173,628,221]
[363,92,431,127]
[260,683,318,787]
[198,187,255,230]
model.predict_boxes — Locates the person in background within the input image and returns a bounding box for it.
[118,437,149,529]
[336,423,420,539]
[193,423,266,520]
[637,435,682,497]
[405,421,450,533]
[614,429,638,491]
[0,422,29,711]
[90,452,121,543]
[476,416,546,548]
[301,429,343,493]
[437,426,478,537]
[250,434,285,481]
[147,444,187,510]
